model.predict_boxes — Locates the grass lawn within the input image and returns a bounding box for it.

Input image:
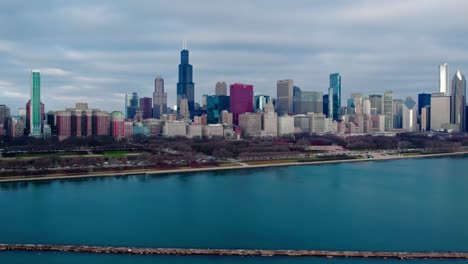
[15,152,78,159]
[103,151,131,157]
[217,162,242,167]
[244,159,299,165]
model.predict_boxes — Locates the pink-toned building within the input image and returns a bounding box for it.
[230,83,253,125]
[92,110,110,136]
[110,111,125,139]
[56,111,72,141]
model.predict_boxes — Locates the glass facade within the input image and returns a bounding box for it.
[177,49,195,115]
[230,83,253,125]
[207,95,230,124]
[30,71,42,137]
[328,73,341,121]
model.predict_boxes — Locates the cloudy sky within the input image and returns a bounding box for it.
[1,0,467,113]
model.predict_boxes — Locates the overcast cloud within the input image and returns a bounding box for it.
[1,0,467,113]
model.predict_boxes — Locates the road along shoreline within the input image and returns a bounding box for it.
[1,244,468,259]
[0,151,467,183]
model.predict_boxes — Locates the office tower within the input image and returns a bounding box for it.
[110,111,125,139]
[177,41,195,114]
[369,95,383,114]
[294,115,310,133]
[30,70,42,137]
[451,70,466,132]
[393,99,403,129]
[215,81,228,96]
[383,91,394,130]
[230,83,253,125]
[238,112,262,137]
[7,117,24,138]
[56,111,71,141]
[418,93,431,117]
[179,98,190,118]
[164,121,187,137]
[277,115,294,136]
[294,91,323,114]
[262,99,277,137]
[125,92,139,119]
[124,121,133,138]
[276,79,294,115]
[0,105,10,128]
[439,63,449,94]
[221,110,233,125]
[421,106,430,131]
[418,93,431,130]
[207,95,230,124]
[362,99,371,115]
[153,76,167,119]
[18,108,26,120]
[26,101,44,135]
[293,86,301,113]
[328,73,342,121]
[139,97,152,119]
[92,110,110,136]
[323,94,329,117]
[309,113,328,133]
[402,96,418,132]
[254,95,271,112]
[430,93,451,130]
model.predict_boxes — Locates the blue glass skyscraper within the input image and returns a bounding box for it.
[328,73,342,121]
[177,41,195,115]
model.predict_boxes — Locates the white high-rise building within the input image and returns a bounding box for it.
[402,96,418,132]
[439,63,449,95]
[277,115,294,136]
[276,79,294,114]
[262,99,278,137]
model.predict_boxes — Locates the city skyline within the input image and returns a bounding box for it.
[0,1,468,112]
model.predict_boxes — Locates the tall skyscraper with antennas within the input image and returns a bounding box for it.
[177,41,195,116]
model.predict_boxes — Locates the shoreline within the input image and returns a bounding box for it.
[0,151,467,183]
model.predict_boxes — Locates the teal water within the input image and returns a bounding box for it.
[1,156,468,263]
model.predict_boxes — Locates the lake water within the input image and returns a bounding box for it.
[1,156,468,263]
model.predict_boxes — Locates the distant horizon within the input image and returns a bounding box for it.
[0,0,467,112]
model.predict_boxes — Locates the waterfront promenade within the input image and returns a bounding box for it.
[0,151,466,183]
[1,244,468,259]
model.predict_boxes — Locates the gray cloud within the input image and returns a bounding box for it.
[0,0,467,113]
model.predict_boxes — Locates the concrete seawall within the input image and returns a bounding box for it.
[1,244,468,259]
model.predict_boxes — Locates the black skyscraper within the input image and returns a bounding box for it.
[177,41,195,115]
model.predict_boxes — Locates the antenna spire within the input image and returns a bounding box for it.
[183,40,187,50]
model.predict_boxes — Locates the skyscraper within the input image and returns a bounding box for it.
[439,63,449,94]
[254,95,271,112]
[153,76,167,119]
[276,79,294,115]
[393,99,403,129]
[139,97,152,119]
[206,95,230,124]
[230,83,253,125]
[430,93,451,131]
[402,96,418,132]
[451,69,466,132]
[323,94,329,117]
[125,92,139,119]
[418,93,431,130]
[293,91,323,114]
[30,70,42,137]
[383,91,394,130]
[215,81,227,96]
[177,41,195,115]
[369,94,383,114]
[328,73,342,121]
